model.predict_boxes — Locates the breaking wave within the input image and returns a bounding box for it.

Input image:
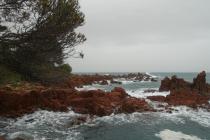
[155,129,203,140]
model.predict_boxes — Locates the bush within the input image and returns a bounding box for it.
[29,64,72,84]
[0,65,22,85]
[58,64,72,74]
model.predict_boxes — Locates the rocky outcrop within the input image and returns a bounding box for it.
[147,96,166,102]
[159,76,191,92]
[148,89,210,108]
[66,87,152,116]
[192,71,210,95]
[148,71,210,108]
[159,71,210,95]
[65,74,112,88]
[114,73,158,82]
[62,72,159,88]
[0,87,153,118]
[165,89,210,108]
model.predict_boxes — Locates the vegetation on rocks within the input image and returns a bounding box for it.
[0,0,85,84]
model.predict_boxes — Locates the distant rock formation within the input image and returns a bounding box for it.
[192,71,210,95]
[148,71,210,108]
[159,71,210,95]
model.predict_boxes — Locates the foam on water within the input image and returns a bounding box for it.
[155,129,203,140]
[126,88,170,98]
[75,85,105,91]
[146,72,158,78]
[159,106,210,128]
[2,110,84,140]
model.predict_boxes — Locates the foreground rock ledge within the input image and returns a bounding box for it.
[0,87,153,118]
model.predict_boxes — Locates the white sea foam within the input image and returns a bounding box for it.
[126,89,170,98]
[9,131,34,140]
[155,129,203,140]
[146,72,159,78]
[88,112,161,126]
[12,110,81,128]
[5,110,84,140]
[75,85,104,91]
[158,106,210,128]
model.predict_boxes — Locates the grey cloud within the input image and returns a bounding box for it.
[68,0,210,72]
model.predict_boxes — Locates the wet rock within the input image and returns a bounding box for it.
[66,74,113,88]
[151,78,158,82]
[192,71,210,95]
[0,86,153,118]
[159,76,191,92]
[159,71,210,96]
[110,80,122,85]
[144,89,157,93]
[111,87,128,97]
[165,89,210,108]
[69,116,87,126]
[119,98,152,113]
[99,80,109,85]
[0,136,5,140]
[147,96,166,102]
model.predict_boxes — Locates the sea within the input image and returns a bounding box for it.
[0,72,210,140]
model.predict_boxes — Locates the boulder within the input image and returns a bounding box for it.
[192,71,209,95]
[147,96,166,102]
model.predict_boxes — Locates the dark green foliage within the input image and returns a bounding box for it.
[0,0,85,83]
[0,65,21,84]
[58,64,72,74]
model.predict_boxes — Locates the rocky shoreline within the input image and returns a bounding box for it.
[0,72,210,119]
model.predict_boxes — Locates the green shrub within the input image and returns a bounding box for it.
[58,64,72,74]
[0,65,22,85]
[29,64,72,84]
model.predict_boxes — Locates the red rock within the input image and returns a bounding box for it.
[119,98,152,113]
[111,87,128,97]
[0,86,153,118]
[159,76,191,92]
[157,71,210,108]
[99,80,109,85]
[147,96,166,102]
[159,71,210,96]
[165,89,210,108]
[192,71,209,95]
[66,75,113,88]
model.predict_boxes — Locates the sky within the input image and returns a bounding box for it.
[67,0,210,73]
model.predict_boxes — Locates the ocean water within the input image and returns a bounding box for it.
[1,73,210,140]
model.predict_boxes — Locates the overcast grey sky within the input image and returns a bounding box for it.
[67,0,210,73]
